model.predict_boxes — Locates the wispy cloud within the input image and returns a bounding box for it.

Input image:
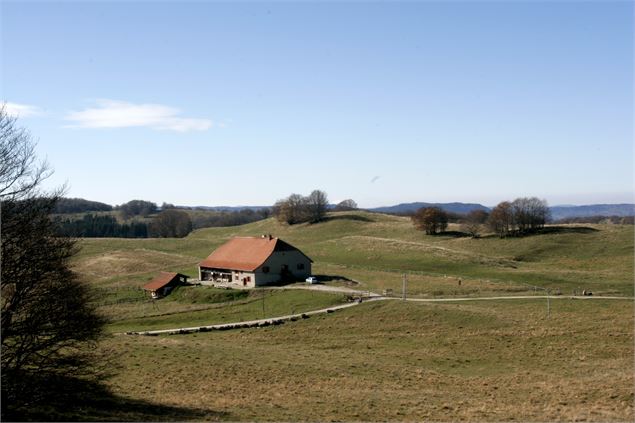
[65,99,213,132]
[371,176,381,183]
[4,102,43,118]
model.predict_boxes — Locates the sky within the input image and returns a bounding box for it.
[1,0,633,208]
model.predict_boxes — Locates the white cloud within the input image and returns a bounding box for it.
[4,102,43,118]
[65,99,213,132]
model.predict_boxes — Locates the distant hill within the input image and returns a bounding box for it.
[54,197,113,214]
[550,204,635,220]
[366,202,635,219]
[182,205,271,212]
[367,202,490,215]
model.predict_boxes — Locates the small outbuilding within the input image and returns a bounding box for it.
[199,235,312,287]
[143,272,188,299]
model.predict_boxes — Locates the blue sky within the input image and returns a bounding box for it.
[1,0,633,208]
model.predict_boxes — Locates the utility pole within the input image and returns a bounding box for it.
[262,290,266,318]
[402,274,407,301]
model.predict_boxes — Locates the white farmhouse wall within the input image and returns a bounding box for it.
[253,250,311,286]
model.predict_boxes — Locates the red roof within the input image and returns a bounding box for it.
[199,236,312,272]
[143,272,183,291]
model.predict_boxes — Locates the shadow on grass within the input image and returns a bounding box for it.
[2,373,227,422]
[264,274,358,287]
[539,226,599,234]
[314,274,358,284]
[436,230,470,238]
[322,214,374,223]
[481,226,600,239]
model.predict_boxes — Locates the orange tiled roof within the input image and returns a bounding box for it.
[199,236,311,272]
[143,272,182,291]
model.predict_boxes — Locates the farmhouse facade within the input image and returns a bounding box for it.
[143,272,188,299]
[198,235,312,287]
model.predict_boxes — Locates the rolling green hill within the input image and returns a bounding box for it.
[41,210,634,421]
[75,210,634,297]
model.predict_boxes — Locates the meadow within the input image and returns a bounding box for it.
[68,211,633,421]
[96,298,633,421]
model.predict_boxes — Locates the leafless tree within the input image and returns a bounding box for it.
[487,201,514,237]
[306,189,329,223]
[461,209,489,238]
[411,207,448,235]
[488,198,549,237]
[273,190,329,225]
[334,199,358,211]
[1,108,105,415]
[148,209,192,237]
[0,104,52,199]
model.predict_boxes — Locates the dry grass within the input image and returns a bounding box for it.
[66,211,634,420]
[100,298,633,421]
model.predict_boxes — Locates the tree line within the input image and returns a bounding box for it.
[54,197,113,213]
[54,214,149,238]
[272,190,330,224]
[487,197,550,237]
[271,191,357,225]
[54,210,194,238]
[189,208,271,229]
[411,197,551,238]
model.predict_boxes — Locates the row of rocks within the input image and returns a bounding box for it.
[126,312,317,336]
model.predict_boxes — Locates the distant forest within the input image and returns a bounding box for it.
[53,198,271,238]
[54,214,148,238]
[54,197,113,213]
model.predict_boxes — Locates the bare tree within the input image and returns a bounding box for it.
[487,201,514,237]
[411,207,448,235]
[461,209,489,238]
[0,104,52,199]
[1,108,105,414]
[334,199,358,211]
[118,199,157,219]
[306,189,329,223]
[148,209,192,237]
[273,191,329,225]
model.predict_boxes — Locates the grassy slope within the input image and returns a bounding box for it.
[76,211,634,296]
[68,211,635,421]
[106,289,346,333]
[102,298,633,421]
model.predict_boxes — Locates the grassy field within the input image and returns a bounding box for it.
[100,298,633,421]
[105,288,347,333]
[67,211,633,420]
[75,211,634,297]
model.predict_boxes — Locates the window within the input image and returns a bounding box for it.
[262,266,270,273]
[297,263,305,270]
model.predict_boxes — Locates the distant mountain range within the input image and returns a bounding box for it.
[549,204,635,220]
[66,199,633,220]
[365,202,635,219]
[367,202,490,215]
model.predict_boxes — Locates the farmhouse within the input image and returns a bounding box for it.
[143,272,188,299]
[198,235,312,287]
